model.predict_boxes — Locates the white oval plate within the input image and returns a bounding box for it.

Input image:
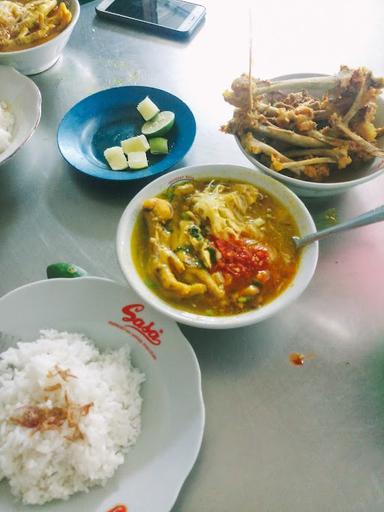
[0,65,41,166]
[0,277,205,512]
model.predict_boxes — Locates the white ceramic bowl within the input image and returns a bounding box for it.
[116,163,319,329]
[234,73,384,198]
[0,0,80,75]
[0,277,205,512]
[0,66,41,166]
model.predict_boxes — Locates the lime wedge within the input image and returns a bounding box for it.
[141,111,175,137]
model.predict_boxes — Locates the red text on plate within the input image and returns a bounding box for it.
[121,304,163,345]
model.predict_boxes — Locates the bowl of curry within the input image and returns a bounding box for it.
[0,0,80,75]
[116,164,319,329]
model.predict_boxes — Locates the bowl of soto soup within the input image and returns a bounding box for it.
[116,164,318,329]
[0,0,80,75]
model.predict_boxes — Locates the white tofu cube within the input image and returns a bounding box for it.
[127,151,148,170]
[121,134,150,154]
[104,146,128,170]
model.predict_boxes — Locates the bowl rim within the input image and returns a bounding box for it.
[232,71,384,191]
[0,66,42,166]
[0,0,80,56]
[116,163,319,329]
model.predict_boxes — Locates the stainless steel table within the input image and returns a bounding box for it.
[1,1,384,510]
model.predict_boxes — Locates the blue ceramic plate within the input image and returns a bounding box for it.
[57,86,196,181]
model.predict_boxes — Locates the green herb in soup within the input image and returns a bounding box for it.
[131,178,300,316]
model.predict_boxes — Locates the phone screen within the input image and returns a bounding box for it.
[105,0,198,30]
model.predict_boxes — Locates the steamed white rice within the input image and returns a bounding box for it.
[0,329,145,505]
[0,100,14,153]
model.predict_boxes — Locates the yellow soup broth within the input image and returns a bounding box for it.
[132,178,301,316]
[0,0,72,52]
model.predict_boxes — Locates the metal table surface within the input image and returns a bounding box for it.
[1,1,384,510]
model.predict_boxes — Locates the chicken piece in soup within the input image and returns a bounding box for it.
[132,178,300,316]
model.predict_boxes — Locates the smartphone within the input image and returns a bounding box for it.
[95,0,206,39]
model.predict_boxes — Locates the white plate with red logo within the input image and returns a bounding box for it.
[0,277,205,512]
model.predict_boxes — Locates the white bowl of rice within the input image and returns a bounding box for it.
[0,276,204,511]
[0,65,41,167]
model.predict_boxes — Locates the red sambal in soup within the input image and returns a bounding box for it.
[132,178,300,316]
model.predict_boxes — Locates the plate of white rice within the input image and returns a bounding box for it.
[0,276,205,512]
[0,65,41,167]
[0,100,14,154]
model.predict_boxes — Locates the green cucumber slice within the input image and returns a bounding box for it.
[149,137,169,155]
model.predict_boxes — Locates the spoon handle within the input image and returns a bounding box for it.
[294,204,384,249]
